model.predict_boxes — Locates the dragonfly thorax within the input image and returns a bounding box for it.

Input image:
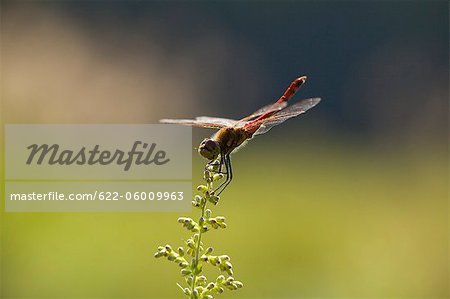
[198,138,221,161]
[213,127,251,156]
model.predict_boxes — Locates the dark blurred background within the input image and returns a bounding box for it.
[1,1,448,298]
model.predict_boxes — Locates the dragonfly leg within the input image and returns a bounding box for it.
[205,154,232,196]
[211,157,228,195]
[219,155,225,174]
[216,155,233,196]
[206,155,228,176]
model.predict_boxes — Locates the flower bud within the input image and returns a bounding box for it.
[208,256,218,265]
[208,195,220,205]
[234,281,243,288]
[208,162,220,172]
[216,216,225,222]
[216,275,225,282]
[177,217,185,223]
[186,239,195,249]
[179,261,189,268]
[197,185,208,192]
[175,257,184,263]
[220,255,230,261]
[197,275,207,286]
[213,173,224,181]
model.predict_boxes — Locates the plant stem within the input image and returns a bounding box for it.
[190,187,208,298]
[155,164,243,298]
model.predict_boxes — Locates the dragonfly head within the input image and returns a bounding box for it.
[198,138,220,160]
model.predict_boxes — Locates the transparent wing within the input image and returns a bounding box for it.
[160,116,238,129]
[250,97,321,136]
[236,101,288,125]
[195,116,239,127]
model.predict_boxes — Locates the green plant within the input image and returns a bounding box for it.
[155,160,243,298]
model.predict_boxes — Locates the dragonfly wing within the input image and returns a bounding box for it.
[252,97,321,136]
[237,101,288,125]
[160,118,228,129]
[195,116,239,127]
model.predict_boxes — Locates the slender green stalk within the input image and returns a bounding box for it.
[155,160,243,298]
[190,199,206,298]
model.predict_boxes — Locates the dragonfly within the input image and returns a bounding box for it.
[160,76,321,195]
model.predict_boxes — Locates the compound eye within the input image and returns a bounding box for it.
[198,139,220,160]
[204,139,218,151]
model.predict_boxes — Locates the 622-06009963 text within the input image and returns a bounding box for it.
[9,191,185,201]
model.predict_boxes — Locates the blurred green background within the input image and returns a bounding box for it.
[0,1,448,298]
